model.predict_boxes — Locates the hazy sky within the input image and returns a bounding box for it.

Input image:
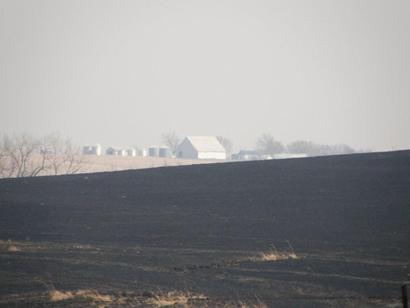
[0,0,409,151]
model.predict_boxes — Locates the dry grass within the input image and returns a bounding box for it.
[145,291,207,307]
[259,250,298,261]
[78,155,222,174]
[248,242,299,262]
[75,290,112,302]
[236,300,268,308]
[7,244,21,252]
[49,289,112,303]
[0,240,22,252]
[0,154,224,178]
[49,290,75,301]
[244,250,298,262]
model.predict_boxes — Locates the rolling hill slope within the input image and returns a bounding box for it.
[0,151,409,307]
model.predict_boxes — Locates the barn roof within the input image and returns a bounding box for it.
[185,136,225,152]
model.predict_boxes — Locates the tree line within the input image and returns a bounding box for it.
[256,134,356,156]
[0,134,84,178]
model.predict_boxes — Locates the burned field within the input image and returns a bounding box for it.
[0,151,409,307]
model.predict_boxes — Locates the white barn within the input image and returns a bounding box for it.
[177,136,226,160]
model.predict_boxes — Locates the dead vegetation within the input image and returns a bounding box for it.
[7,244,21,252]
[13,289,271,308]
[0,133,84,178]
[235,300,268,308]
[259,249,298,261]
[143,290,269,307]
[0,240,22,252]
[49,290,75,301]
[49,289,112,303]
[144,291,207,307]
[249,242,299,262]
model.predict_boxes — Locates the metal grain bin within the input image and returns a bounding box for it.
[159,146,171,158]
[148,147,158,157]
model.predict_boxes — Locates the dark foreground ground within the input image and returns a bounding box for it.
[0,151,409,307]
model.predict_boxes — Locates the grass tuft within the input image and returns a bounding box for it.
[259,250,298,261]
[7,244,21,252]
[249,242,299,262]
[236,300,268,308]
[145,291,207,307]
[49,289,112,303]
[49,290,74,301]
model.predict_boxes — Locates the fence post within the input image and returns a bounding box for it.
[403,284,408,308]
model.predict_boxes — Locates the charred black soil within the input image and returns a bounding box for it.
[1,151,409,307]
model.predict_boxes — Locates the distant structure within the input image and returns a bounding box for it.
[82,144,102,156]
[159,146,172,158]
[232,150,261,161]
[272,153,307,159]
[105,147,136,157]
[126,148,137,157]
[140,149,148,157]
[105,147,117,156]
[148,146,159,157]
[116,149,127,156]
[232,150,308,161]
[177,136,226,160]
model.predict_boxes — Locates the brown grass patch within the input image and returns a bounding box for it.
[75,290,112,302]
[145,291,207,307]
[248,242,299,262]
[259,250,298,261]
[7,244,21,252]
[244,250,298,262]
[49,289,112,303]
[0,240,22,252]
[49,290,74,301]
[236,300,268,308]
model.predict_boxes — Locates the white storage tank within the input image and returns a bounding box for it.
[148,147,158,157]
[83,144,102,156]
[126,148,137,157]
[140,149,148,157]
[159,146,172,158]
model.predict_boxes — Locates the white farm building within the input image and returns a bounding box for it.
[177,136,226,160]
[82,144,102,156]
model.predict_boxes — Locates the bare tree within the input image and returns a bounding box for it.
[39,134,84,175]
[0,140,14,178]
[42,134,64,175]
[216,136,233,158]
[287,140,355,156]
[286,140,316,155]
[61,138,84,174]
[329,144,355,155]
[0,133,84,178]
[256,134,284,155]
[0,150,5,177]
[161,132,181,156]
[2,134,39,177]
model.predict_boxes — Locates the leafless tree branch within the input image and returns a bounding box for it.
[161,132,181,156]
[0,133,85,178]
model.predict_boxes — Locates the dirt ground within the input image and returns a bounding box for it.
[0,151,409,307]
